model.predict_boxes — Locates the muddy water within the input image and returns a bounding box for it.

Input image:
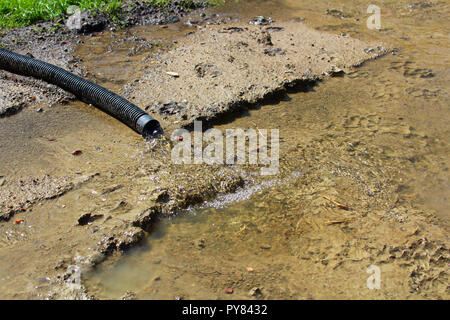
[0,25,195,180]
[0,0,448,299]
[80,0,449,299]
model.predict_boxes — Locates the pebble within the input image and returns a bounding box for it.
[249,287,262,297]
[72,150,83,156]
[166,71,179,77]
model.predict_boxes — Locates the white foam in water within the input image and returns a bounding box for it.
[176,170,302,216]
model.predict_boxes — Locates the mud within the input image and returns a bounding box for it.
[82,0,449,300]
[0,0,449,300]
[0,174,94,221]
[0,99,251,298]
[0,0,209,118]
[71,0,209,34]
[0,26,78,118]
[123,20,387,130]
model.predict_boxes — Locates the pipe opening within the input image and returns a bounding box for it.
[143,120,164,138]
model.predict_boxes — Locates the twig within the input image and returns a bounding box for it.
[326,219,354,225]
[251,121,266,139]
[322,196,350,210]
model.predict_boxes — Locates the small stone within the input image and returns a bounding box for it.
[258,31,273,46]
[120,291,136,300]
[249,16,273,26]
[263,48,286,56]
[72,150,82,156]
[329,66,344,77]
[194,238,206,249]
[224,288,233,294]
[101,184,122,194]
[166,71,179,77]
[249,287,262,297]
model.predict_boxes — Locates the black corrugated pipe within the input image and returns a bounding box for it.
[0,48,162,138]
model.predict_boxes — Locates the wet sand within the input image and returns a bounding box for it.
[0,0,448,299]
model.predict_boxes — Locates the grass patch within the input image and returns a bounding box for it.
[146,0,220,9]
[0,0,219,29]
[0,0,124,28]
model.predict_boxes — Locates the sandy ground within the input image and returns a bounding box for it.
[0,29,76,118]
[123,20,387,130]
[0,17,387,299]
[0,0,208,118]
[0,0,448,300]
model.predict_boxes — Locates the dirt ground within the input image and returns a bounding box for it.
[122,20,387,130]
[0,1,208,118]
[0,0,448,299]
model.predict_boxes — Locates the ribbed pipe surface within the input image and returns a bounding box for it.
[0,48,161,137]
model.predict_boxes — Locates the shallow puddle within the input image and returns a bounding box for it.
[84,0,449,298]
[1,0,449,299]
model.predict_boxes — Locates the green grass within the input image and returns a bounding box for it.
[0,0,219,29]
[0,0,124,28]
